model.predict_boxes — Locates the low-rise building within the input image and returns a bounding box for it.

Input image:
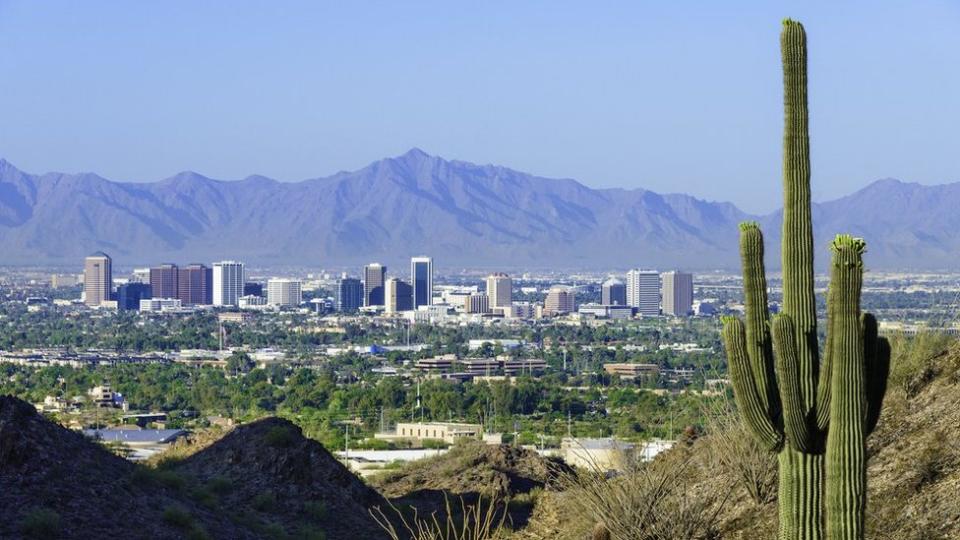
[415,355,456,374]
[461,359,500,376]
[578,304,634,319]
[218,311,255,324]
[501,358,547,376]
[385,422,484,444]
[140,298,182,313]
[603,363,660,379]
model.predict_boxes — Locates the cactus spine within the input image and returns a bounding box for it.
[721,20,891,540]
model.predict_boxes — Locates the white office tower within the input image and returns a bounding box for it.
[661,271,694,316]
[410,256,433,309]
[212,261,245,306]
[485,273,512,311]
[626,269,661,317]
[267,278,302,307]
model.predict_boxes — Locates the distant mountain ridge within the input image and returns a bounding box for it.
[0,150,956,269]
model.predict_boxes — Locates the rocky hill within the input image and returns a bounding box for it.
[0,395,256,539]
[370,441,571,528]
[169,417,389,540]
[1,151,958,268]
[0,399,389,539]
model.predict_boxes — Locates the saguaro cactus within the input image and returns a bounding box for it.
[721,20,891,540]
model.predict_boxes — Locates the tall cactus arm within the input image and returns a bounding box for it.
[825,235,868,540]
[780,18,819,413]
[739,222,781,421]
[772,314,816,452]
[864,319,891,435]
[723,317,784,451]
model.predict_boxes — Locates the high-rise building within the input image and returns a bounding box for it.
[601,278,627,306]
[213,261,245,306]
[267,278,302,307]
[83,252,112,307]
[410,256,433,309]
[243,282,263,297]
[661,271,694,316]
[626,269,660,317]
[463,293,491,314]
[335,276,363,312]
[543,286,576,316]
[178,264,212,305]
[150,264,179,300]
[363,263,386,306]
[384,278,414,313]
[485,273,512,310]
[116,283,151,311]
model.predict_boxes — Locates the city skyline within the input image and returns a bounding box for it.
[73,250,696,318]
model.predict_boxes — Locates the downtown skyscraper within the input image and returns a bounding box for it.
[213,261,245,306]
[363,263,386,307]
[601,278,627,306]
[661,270,693,316]
[410,256,433,309]
[626,269,660,317]
[485,273,512,311]
[150,264,179,299]
[335,275,363,312]
[83,252,112,307]
[178,264,212,306]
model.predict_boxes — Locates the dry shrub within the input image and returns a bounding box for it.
[701,398,778,505]
[887,332,954,397]
[905,429,960,492]
[371,494,509,540]
[558,453,728,540]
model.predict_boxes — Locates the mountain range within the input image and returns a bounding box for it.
[0,149,956,270]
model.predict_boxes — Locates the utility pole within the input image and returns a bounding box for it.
[380,407,385,433]
[416,379,423,423]
[344,424,349,456]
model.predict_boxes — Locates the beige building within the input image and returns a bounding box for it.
[415,355,456,374]
[84,252,112,307]
[661,271,693,316]
[384,278,413,313]
[267,278,302,307]
[603,363,660,379]
[485,273,512,311]
[463,293,491,314]
[543,286,575,316]
[393,422,483,444]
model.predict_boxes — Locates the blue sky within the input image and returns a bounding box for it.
[0,1,957,213]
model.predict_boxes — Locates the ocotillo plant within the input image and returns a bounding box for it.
[721,20,891,540]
